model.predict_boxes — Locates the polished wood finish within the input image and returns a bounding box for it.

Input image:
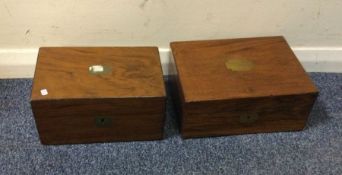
[31,47,166,144]
[170,36,318,138]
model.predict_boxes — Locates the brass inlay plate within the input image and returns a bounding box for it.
[88,64,112,75]
[225,58,254,71]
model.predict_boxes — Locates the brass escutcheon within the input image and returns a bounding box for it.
[95,117,112,127]
[239,113,259,124]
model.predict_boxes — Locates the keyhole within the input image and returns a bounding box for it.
[100,118,105,123]
[95,117,112,127]
[239,113,258,124]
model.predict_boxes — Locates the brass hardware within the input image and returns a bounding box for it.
[225,58,254,71]
[88,65,112,75]
[95,117,112,127]
[239,113,258,124]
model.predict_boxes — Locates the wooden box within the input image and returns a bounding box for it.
[31,47,166,144]
[170,36,318,138]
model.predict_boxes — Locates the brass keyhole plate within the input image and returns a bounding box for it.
[95,117,112,127]
[239,113,258,124]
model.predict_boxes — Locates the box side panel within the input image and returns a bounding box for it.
[31,97,165,144]
[182,93,318,138]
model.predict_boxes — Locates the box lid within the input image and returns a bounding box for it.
[170,36,318,102]
[31,47,165,101]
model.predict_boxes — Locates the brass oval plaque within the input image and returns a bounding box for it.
[225,59,254,71]
[239,113,258,124]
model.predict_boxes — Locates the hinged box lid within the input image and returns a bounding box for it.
[170,36,318,103]
[31,47,165,101]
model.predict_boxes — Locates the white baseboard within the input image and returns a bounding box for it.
[0,47,341,79]
[292,47,342,73]
[0,49,38,79]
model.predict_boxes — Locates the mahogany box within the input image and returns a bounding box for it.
[31,47,166,144]
[170,36,318,138]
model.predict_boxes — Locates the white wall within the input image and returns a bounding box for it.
[0,0,341,77]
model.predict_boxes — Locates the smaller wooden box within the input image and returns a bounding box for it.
[31,47,166,144]
[170,36,318,138]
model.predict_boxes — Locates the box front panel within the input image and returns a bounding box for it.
[182,93,317,138]
[31,98,165,144]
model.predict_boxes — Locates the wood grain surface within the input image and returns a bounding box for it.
[170,36,318,138]
[31,47,166,144]
[170,36,318,102]
[32,98,165,144]
[32,47,165,100]
[181,93,317,138]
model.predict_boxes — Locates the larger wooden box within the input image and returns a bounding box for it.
[31,47,166,144]
[170,36,318,138]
